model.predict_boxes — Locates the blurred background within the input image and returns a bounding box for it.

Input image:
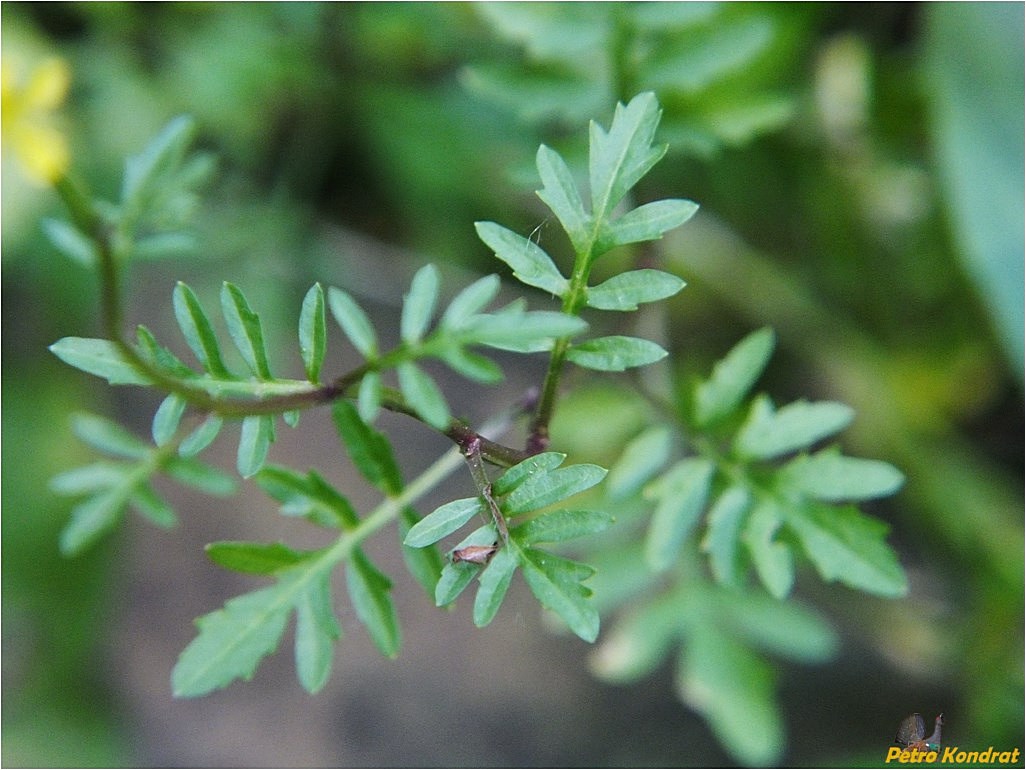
[2,3,1022,767]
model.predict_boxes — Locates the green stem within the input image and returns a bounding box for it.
[528,246,595,453]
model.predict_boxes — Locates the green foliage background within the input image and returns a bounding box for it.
[3,3,1021,767]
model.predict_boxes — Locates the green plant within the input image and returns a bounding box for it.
[46,92,906,765]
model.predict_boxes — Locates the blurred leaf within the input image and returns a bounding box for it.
[237,414,273,478]
[130,483,177,528]
[786,502,908,597]
[49,337,151,386]
[152,394,186,446]
[357,370,383,424]
[298,283,326,383]
[59,487,132,556]
[605,425,674,501]
[164,456,236,496]
[332,400,403,495]
[590,591,682,683]
[397,361,450,430]
[780,448,905,502]
[644,458,715,571]
[734,396,854,460]
[677,625,783,767]
[437,346,503,384]
[172,582,293,698]
[400,264,440,344]
[328,286,378,359]
[346,551,401,658]
[722,594,839,663]
[693,327,775,428]
[924,2,1025,379]
[71,413,150,459]
[742,501,794,600]
[42,217,98,266]
[294,574,341,694]
[177,414,224,457]
[455,309,588,348]
[205,541,311,575]
[440,274,501,329]
[701,485,751,588]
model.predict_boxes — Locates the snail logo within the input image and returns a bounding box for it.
[885,712,942,763]
[896,713,944,752]
[885,712,1022,765]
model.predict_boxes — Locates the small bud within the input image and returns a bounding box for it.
[451,544,498,565]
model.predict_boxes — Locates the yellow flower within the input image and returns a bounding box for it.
[2,54,71,185]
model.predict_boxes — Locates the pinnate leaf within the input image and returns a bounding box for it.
[255,465,359,529]
[511,509,613,545]
[535,144,590,254]
[504,463,607,515]
[474,221,569,297]
[589,92,666,223]
[172,582,293,697]
[566,335,667,371]
[173,282,230,378]
[492,451,566,496]
[599,199,698,251]
[520,547,599,642]
[473,547,518,628]
[404,497,484,547]
[221,282,272,379]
